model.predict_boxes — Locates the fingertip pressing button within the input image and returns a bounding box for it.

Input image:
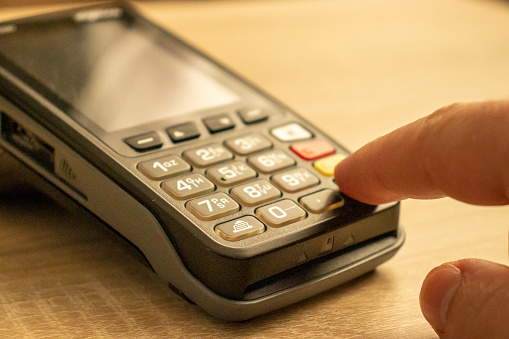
[313,153,347,177]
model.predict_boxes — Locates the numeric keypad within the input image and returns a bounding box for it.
[138,124,346,243]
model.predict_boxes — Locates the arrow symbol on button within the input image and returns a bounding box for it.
[219,118,231,125]
[173,131,185,138]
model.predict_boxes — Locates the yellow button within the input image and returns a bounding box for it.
[313,153,346,177]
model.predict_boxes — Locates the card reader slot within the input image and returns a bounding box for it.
[0,112,86,200]
[1,112,55,172]
[242,231,398,300]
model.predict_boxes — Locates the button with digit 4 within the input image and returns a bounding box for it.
[162,173,215,200]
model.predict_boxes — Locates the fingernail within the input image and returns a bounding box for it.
[419,263,462,335]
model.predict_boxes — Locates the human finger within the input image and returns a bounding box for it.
[419,259,509,338]
[334,101,509,206]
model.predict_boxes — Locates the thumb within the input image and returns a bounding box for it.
[420,259,509,338]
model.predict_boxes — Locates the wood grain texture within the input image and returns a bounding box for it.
[1,1,509,337]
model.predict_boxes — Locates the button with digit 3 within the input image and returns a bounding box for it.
[224,133,272,155]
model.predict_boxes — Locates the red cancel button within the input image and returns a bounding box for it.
[290,140,335,160]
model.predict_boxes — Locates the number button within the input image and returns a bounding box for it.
[207,161,257,186]
[255,199,306,228]
[162,173,215,200]
[230,180,281,207]
[215,216,265,241]
[138,155,191,180]
[186,193,240,221]
[183,144,233,167]
[271,168,319,192]
[299,189,344,213]
[247,150,295,174]
[224,133,272,155]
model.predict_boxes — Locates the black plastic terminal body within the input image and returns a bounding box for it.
[0,2,404,319]
[165,200,400,300]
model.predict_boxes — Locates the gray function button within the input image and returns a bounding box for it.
[215,216,265,241]
[203,113,235,133]
[167,122,200,143]
[138,155,191,180]
[186,192,240,221]
[230,179,281,207]
[207,161,257,186]
[271,123,313,142]
[255,199,306,228]
[272,168,320,192]
[183,144,233,167]
[237,108,269,124]
[299,189,344,213]
[224,133,272,155]
[247,150,295,174]
[162,173,215,200]
[125,131,163,151]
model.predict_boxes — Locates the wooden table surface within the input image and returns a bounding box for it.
[1,1,509,337]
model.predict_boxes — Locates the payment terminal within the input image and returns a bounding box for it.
[0,2,404,320]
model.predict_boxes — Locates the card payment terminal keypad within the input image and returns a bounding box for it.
[137,120,347,242]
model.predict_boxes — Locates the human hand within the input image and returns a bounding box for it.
[334,101,509,338]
